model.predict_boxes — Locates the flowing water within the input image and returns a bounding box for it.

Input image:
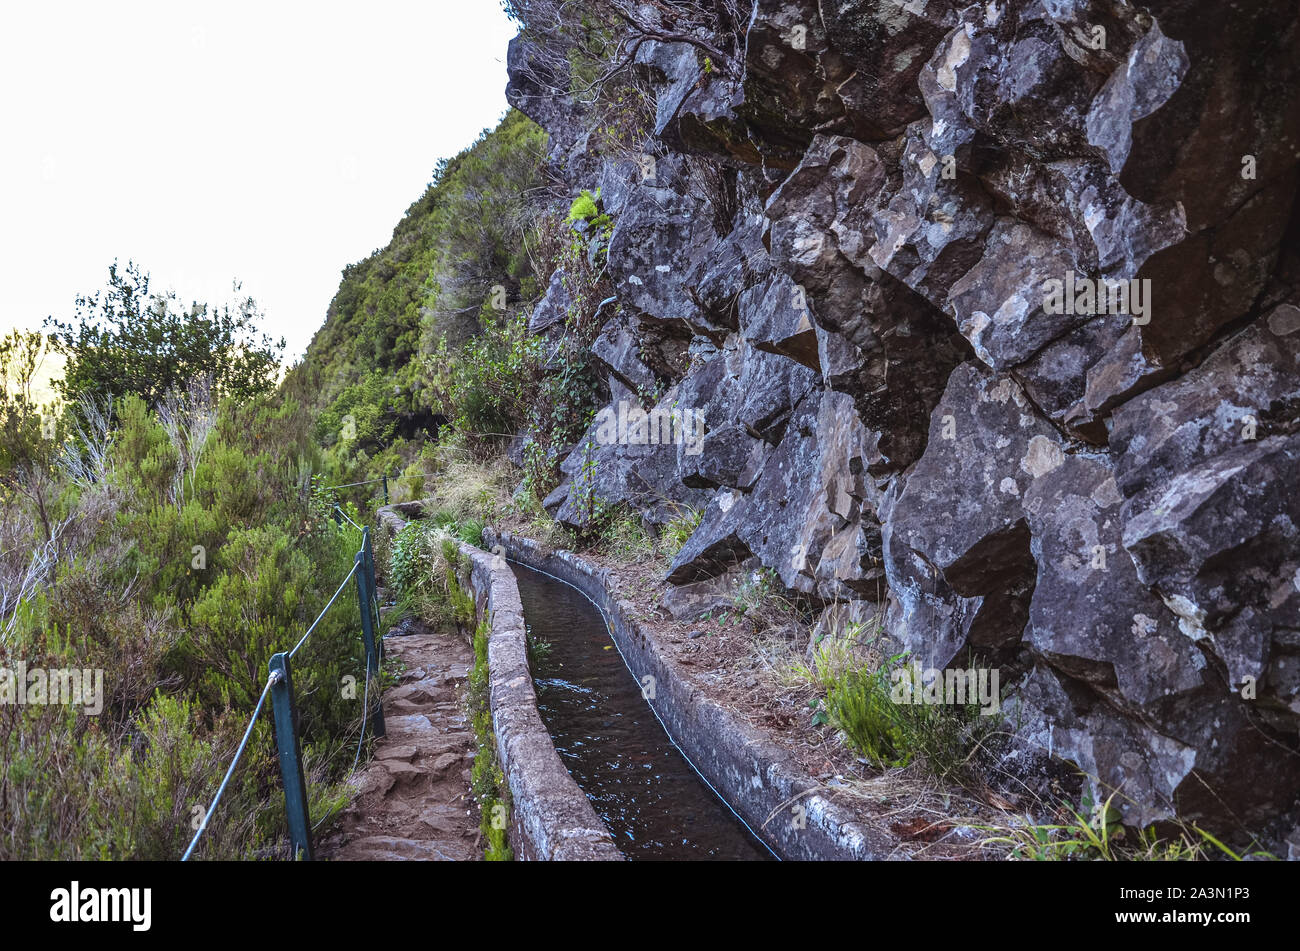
[511,561,772,861]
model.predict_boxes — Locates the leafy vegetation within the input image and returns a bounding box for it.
[821,650,1003,787]
[0,342,370,858]
[45,261,284,409]
[975,790,1275,861]
[469,617,512,861]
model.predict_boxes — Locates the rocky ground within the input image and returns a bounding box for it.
[317,618,481,861]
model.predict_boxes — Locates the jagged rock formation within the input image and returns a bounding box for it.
[504,1,1300,835]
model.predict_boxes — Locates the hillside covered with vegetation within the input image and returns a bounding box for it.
[286,107,610,505]
[1,305,366,857]
[5,0,1299,864]
[0,97,624,859]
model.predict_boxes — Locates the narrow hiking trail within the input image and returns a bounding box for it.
[317,619,480,861]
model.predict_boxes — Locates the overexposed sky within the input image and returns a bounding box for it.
[0,1,518,361]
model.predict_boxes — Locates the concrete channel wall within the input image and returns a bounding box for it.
[484,529,901,861]
[378,504,621,861]
[379,502,897,861]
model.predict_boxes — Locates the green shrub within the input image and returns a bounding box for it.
[457,517,485,548]
[566,189,600,223]
[45,259,284,408]
[826,665,916,768]
[660,506,702,557]
[387,520,481,626]
[389,522,436,597]
[824,654,1002,786]
[0,379,372,860]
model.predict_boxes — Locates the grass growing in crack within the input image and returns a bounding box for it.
[503,486,577,550]
[468,615,512,861]
[974,788,1278,861]
[440,538,476,628]
[825,663,919,768]
[775,610,1005,791]
[659,504,701,557]
[446,573,476,629]
[564,496,657,562]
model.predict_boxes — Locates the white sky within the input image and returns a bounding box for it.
[0,0,519,362]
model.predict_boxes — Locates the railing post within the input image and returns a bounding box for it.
[355,546,385,739]
[362,527,384,663]
[268,652,313,861]
[382,474,389,505]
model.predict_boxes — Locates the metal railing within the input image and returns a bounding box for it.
[182,522,386,862]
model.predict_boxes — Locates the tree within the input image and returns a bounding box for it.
[45,261,286,408]
[0,329,59,539]
[0,329,49,467]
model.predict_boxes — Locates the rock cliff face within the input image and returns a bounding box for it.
[505,1,1300,834]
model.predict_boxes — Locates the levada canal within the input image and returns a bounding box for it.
[511,561,772,861]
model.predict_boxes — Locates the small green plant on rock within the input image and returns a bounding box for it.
[525,623,553,671]
[566,187,612,234]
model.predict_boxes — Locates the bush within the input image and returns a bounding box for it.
[0,375,368,860]
[389,522,438,598]
[826,665,917,769]
[824,654,1002,786]
[45,260,284,408]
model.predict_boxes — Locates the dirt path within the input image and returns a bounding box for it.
[318,619,481,861]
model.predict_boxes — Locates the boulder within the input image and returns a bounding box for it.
[670,388,883,599]
[880,362,1052,666]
